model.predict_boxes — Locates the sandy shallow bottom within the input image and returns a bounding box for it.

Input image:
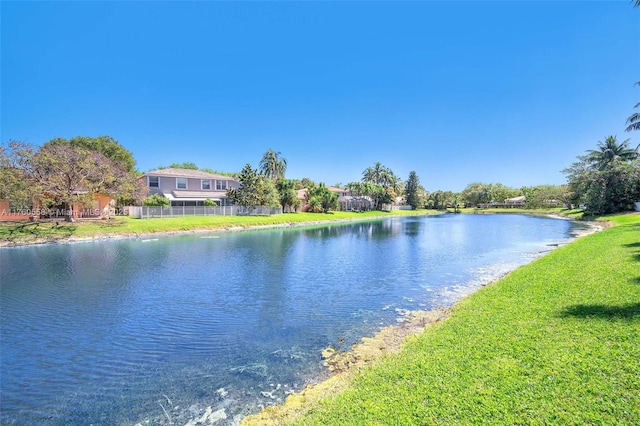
[241,308,451,426]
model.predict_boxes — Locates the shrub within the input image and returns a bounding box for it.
[143,194,170,207]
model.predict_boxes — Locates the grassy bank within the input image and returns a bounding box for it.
[0,210,437,246]
[256,213,639,425]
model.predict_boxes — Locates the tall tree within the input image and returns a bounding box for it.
[362,162,398,209]
[299,177,315,190]
[362,162,391,186]
[227,164,261,207]
[2,140,143,221]
[564,139,640,215]
[0,141,38,209]
[259,149,287,181]
[586,136,639,171]
[227,163,280,208]
[345,181,375,211]
[387,173,403,202]
[256,178,281,208]
[404,171,421,209]
[521,185,571,209]
[276,179,301,212]
[46,135,137,173]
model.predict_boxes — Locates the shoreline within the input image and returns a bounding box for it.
[241,308,452,426]
[0,212,441,248]
[0,210,603,249]
[1,212,610,425]
[240,216,606,425]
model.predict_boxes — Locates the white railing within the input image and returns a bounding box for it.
[127,206,282,219]
[381,204,413,211]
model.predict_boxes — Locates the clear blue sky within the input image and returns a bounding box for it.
[2,1,638,192]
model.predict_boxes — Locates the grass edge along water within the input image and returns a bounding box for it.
[243,212,640,425]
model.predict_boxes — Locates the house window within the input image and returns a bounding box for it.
[148,176,159,188]
[176,178,187,189]
[216,180,228,190]
[201,179,211,190]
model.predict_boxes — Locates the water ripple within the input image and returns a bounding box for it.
[0,214,582,425]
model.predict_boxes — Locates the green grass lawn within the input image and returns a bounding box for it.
[0,209,438,245]
[279,213,640,425]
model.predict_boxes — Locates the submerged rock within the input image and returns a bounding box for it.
[241,307,451,425]
[184,406,227,426]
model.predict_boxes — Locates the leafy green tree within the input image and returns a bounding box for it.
[586,136,638,171]
[521,185,571,209]
[44,136,146,207]
[143,194,170,207]
[298,177,315,190]
[227,163,280,208]
[0,141,39,209]
[491,184,521,204]
[426,191,444,210]
[461,182,521,207]
[404,171,422,209]
[387,173,403,203]
[259,149,287,181]
[575,163,639,214]
[257,178,281,208]
[307,183,338,213]
[361,162,398,209]
[158,162,199,170]
[450,194,462,213]
[201,168,235,177]
[4,140,142,220]
[227,163,261,207]
[351,181,391,210]
[426,190,457,210]
[204,199,217,207]
[461,182,492,206]
[564,139,640,214]
[47,136,137,173]
[276,179,301,212]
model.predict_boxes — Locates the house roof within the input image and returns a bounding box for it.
[326,186,347,193]
[142,168,234,180]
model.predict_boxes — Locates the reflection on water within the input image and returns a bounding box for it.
[0,214,589,425]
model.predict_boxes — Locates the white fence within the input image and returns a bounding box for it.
[381,204,413,211]
[128,206,283,219]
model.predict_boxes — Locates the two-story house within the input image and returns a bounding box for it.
[140,168,240,207]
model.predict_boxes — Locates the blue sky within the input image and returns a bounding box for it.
[2,1,638,192]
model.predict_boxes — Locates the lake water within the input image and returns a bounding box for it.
[0,214,590,425]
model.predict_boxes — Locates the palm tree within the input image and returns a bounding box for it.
[362,162,391,186]
[586,136,639,170]
[259,149,287,181]
[625,81,640,132]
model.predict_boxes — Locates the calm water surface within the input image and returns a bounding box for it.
[0,214,589,425]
